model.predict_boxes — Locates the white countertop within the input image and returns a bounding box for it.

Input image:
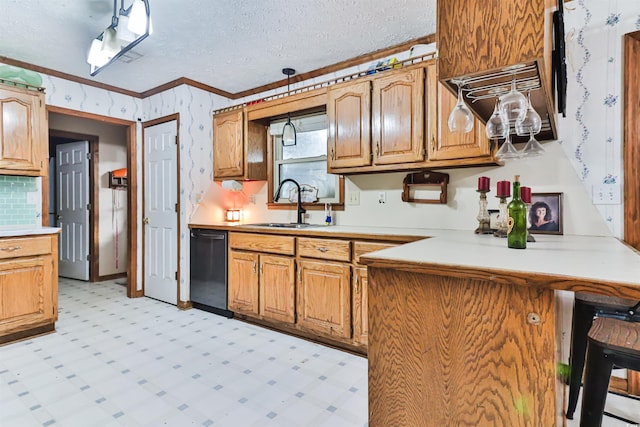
[190,221,640,295]
[0,227,61,238]
[361,230,640,292]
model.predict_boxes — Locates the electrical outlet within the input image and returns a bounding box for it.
[592,184,621,205]
[377,192,386,204]
[348,191,360,206]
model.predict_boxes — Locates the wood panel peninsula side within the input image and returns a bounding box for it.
[360,232,640,426]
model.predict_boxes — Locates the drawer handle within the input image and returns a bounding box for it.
[317,247,328,253]
[0,246,22,252]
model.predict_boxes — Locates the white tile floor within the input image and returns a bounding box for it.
[0,279,368,427]
[1,278,639,426]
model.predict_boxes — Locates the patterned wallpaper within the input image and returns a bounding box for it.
[560,0,640,237]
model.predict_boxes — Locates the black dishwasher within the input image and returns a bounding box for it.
[190,229,233,318]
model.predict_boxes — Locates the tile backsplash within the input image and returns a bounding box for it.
[0,175,40,227]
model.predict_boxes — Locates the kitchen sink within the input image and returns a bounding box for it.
[242,222,320,229]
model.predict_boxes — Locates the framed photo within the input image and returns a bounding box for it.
[488,209,499,231]
[529,192,563,235]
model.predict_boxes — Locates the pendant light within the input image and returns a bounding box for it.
[281,68,297,147]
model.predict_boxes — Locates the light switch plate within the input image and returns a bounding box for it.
[348,191,360,206]
[592,184,621,205]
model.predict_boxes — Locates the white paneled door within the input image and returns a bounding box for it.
[57,141,90,280]
[143,121,178,305]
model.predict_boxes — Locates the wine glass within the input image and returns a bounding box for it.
[485,98,509,139]
[515,91,542,136]
[495,133,521,160]
[520,130,545,157]
[499,75,527,124]
[447,80,474,133]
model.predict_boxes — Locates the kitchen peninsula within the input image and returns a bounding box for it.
[360,231,640,426]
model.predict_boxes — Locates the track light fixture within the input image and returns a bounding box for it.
[87,0,152,76]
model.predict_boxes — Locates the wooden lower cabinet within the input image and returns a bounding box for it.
[0,234,58,344]
[228,251,259,316]
[297,259,351,339]
[259,254,295,323]
[228,249,295,323]
[352,267,368,345]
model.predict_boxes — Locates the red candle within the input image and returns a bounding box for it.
[477,176,490,192]
[497,180,510,198]
[521,186,531,204]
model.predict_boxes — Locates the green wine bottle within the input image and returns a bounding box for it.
[507,175,527,249]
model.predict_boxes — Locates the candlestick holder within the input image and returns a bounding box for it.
[493,196,509,238]
[525,203,536,242]
[474,190,492,234]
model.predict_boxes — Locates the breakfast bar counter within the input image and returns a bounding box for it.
[360,232,640,426]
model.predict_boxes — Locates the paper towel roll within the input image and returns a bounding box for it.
[221,180,243,192]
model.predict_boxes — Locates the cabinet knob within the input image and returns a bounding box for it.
[253,261,257,273]
[331,147,335,160]
[317,247,328,253]
[0,246,21,252]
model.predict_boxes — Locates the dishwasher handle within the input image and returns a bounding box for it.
[191,231,226,240]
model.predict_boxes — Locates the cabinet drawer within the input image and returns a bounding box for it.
[353,241,398,265]
[229,233,295,255]
[298,237,351,262]
[0,236,52,260]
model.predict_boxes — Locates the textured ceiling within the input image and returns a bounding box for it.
[0,0,437,94]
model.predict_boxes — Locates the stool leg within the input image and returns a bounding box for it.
[567,300,596,419]
[580,342,613,427]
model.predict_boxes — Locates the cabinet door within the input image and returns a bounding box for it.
[259,254,295,323]
[213,110,244,179]
[228,251,259,315]
[372,68,425,165]
[0,256,53,330]
[429,80,491,161]
[352,267,368,346]
[0,87,45,174]
[297,259,351,339]
[327,80,372,169]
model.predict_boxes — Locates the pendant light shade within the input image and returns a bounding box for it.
[87,38,109,66]
[101,27,120,56]
[128,0,152,35]
[281,68,297,147]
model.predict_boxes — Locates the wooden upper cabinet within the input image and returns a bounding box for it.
[0,85,46,176]
[372,68,425,165]
[429,80,492,161]
[437,0,557,142]
[327,80,372,169]
[213,109,267,181]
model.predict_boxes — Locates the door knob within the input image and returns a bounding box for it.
[143,217,149,224]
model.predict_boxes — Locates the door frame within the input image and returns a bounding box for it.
[45,105,138,298]
[49,130,98,281]
[141,113,182,306]
[623,30,640,396]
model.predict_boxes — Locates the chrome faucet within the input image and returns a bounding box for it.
[273,178,306,224]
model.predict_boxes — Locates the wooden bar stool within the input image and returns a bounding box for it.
[566,292,640,419]
[580,317,640,426]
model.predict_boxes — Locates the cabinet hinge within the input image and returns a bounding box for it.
[86,203,91,211]
[175,203,179,213]
[175,271,178,281]
[86,254,90,261]
[86,152,92,160]
[174,136,178,145]
[422,147,427,157]
[294,313,298,323]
